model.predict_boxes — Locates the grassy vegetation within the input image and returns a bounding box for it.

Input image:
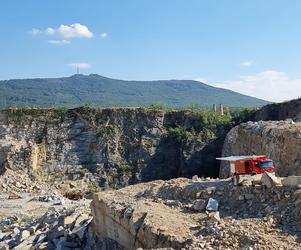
[85,183,100,199]
[116,164,132,174]
[232,108,257,124]
[165,107,233,143]
[2,105,69,123]
[74,106,118,141]
[0,105,256,143]
[166,127,194,142]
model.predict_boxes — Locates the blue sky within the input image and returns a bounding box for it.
[1,0,301,101]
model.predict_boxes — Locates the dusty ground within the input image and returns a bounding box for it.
[0,193,55,219]
[1,175,301,249]
[92,177,301,249]
[0,191,94,249]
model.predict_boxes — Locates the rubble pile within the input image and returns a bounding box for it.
[91,176,301,249]
[0,170,41,193]
[0,196,110,250]
[2,173,301,249]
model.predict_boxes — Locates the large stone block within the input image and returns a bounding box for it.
[220,121,301,178]
[282,176,301,187]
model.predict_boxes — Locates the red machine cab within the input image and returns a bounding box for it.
[217,155,275,176]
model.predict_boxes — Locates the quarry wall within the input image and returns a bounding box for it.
[0,107,227,190]
[254,98,301,121]
[220,121,301,178]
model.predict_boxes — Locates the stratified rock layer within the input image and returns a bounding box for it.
[0,108,224,191]
[220,120,301,178]
[254,98,301,121]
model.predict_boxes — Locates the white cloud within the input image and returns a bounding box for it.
[46,27,55,35]
[240,60,254,67]
[57,23,93,39]
[211,70,301,102]
[194,77,208,84]
[100,32,108,38]
[30,28,42,36]
[67,63,91,69]
[48,40,71,45]
[30,23,93,39]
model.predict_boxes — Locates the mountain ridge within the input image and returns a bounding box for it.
[0,74,269,108]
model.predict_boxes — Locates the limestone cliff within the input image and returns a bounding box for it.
[254,98,301,121]
[219,121,301,178]
[0,107,228,191]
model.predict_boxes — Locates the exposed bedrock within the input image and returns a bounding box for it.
[0,108,226,190]
[220,120,301,178]
[254,98,301,121]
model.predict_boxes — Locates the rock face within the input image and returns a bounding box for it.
[91,189,194,249]
[220,121,301,178]
[254,98,301,121]
[0,107,226,191]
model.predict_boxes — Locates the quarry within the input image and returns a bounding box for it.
[1,98,301,249]
[2,1,301,249]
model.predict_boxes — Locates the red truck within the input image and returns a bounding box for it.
[217,155,275,176]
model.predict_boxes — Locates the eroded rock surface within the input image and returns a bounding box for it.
[0,107,225,193]
[220,120,301,178]
[254,98,301,121]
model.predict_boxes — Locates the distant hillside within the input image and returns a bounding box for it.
[0,74,269,108]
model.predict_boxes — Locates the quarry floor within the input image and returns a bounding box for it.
[91,177,301,250]
[1,176,301,249]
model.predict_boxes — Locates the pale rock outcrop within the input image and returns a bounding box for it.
[0,108,225,191]
[220,121,301,178]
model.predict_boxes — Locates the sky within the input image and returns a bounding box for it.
[0,0,301,102]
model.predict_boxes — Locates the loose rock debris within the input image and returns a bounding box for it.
[91,177,301,249]
[2,173,301,249]
[0,194,119,250]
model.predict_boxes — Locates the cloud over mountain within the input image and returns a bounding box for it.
[212,70,301,102]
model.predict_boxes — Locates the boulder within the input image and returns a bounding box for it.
[14,240,32,250]
[165,200,182,207]
[20,230,31,240]
[0,230,5,240]
[233,175,252,186]
[192,199,206,212]
[13,227,20,237]
[261,172,281,188]
[282,176,301,187]
[63,215,77,226]
[220,121,301,177]
[206,198,218,211]
[192,175,199,182]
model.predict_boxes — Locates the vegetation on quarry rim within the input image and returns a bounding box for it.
[0,105,256,149]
